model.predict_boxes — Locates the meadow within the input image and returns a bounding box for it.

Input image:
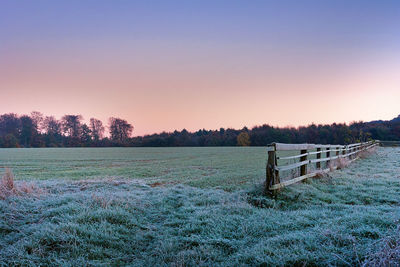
[1,147,400,266]
[0,147,268,191]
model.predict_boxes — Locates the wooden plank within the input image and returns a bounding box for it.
[325,148,342,153]
[278,147,343,160]
[274,141,371,152]
[273,141,371,151]
[277,152,308,160]
[316,148,321,169]
[308,150,323,155]
[269,172,316,190]
[266,146,275,152]
[274,143,316,151]
[315,144,345,149]
[275,160,309,171]
[270,165,343,190]
[347,142,362,148]
[277,155,344,170]
[310,155,339,164]
[341,150,358,158]
[365,144,377,150]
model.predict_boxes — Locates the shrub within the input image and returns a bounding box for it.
[237,132,251,146]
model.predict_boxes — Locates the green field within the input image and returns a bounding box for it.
[0,147,267,191]
[1,147,399,266]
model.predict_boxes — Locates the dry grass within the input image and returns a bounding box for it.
[359,147,377,159]
[314,169,327,178]
[0,168,43,199]
[91,194,114,209]
[0,168,17,199]
[335,157,350,170]
[326,157,351,172]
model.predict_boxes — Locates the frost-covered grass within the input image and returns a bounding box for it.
[0,147,400,266]
[0,147,267,191]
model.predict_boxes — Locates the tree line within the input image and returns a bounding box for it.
[0,112,133,148]
[0,112,399,148]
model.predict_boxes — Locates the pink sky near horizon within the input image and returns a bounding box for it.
[1,1,399,136]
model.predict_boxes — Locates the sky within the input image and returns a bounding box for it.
[0,0,399,136]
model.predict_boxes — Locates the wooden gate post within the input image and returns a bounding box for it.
[300,149,307,176]
[266,145,279,195]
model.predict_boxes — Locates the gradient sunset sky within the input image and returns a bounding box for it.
[1,0,399,136]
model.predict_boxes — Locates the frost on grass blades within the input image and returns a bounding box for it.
[0,147,399,265]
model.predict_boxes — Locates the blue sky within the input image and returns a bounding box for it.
[1,0,399,135]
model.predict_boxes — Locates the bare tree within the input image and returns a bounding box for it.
[30,111,44,133]
[89,118,105,141]
[61,115,82,138]
[43,116,61,136]
[109,117,133,144]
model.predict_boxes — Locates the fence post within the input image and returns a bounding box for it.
[335,146,339,168]
[326,147,331,168]
[300,149,308,176]
[316,148,321,169]
[266,145,279,195]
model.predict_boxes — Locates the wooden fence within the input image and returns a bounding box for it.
[265,140,378,194]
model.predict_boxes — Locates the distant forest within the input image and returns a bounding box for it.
[0,112,399,148]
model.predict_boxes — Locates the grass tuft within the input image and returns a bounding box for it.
[0,168,17,199]
[0,168,44,199]
[314,169,328,178]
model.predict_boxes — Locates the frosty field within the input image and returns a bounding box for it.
[1,147,400,266]
[0,147,267,191]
